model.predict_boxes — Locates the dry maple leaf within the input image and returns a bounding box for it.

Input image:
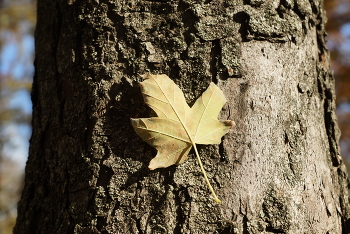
[131,74,235,203]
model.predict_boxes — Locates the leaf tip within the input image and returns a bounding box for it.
[141,73,160,81]
[224,120,235,128]
[140,73,151,80]
[148,160,158,170]
[148,164,159,170]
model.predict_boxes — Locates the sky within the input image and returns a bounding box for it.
[0,28,33,168]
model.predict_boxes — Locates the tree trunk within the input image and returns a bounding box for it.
[14,0,350,233]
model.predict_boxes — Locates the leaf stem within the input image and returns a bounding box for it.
[192,144,221,203]
[152,76,221,203]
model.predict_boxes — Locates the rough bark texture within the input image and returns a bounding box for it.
[14,0,350,233]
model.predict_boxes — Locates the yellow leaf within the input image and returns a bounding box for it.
[131,74,235,202]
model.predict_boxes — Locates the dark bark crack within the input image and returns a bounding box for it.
[210,39,221,84]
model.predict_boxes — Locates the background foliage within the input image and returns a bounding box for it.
[325,0,350,165]
[0,0,35,233]
[0,1,349,233]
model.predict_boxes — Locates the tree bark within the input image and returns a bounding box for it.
[14,0,350,233]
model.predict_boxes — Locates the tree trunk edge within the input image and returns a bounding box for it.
[316,4,350,231]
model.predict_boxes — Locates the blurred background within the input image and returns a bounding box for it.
[0,0,349,233]
[0,0,35,232]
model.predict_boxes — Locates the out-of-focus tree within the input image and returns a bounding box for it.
[325,0,350,168]
[0,156,24,234]
[0,0,35,234]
